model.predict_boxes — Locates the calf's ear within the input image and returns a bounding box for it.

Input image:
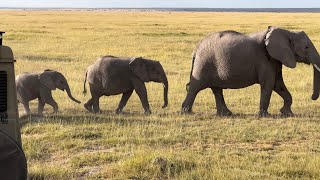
[129,57,150,82]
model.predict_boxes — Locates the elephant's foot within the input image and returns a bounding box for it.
[84,103,93,112]
[217,108,233,117]
[280,107,294,117]
[144,109,151,115]
[93,109,102,114]
[115,108,122,114]
[258,109,272,118]
[181,105,193,114]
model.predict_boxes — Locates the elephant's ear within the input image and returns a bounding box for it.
[129,57,150,82]
[265,26,296,68]
[38,72,56,90]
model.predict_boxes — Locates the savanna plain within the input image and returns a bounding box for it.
[2,10,320,179]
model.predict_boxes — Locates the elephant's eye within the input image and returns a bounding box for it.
[305,46,309,49]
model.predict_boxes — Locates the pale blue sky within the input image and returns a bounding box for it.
[0,0,320,8]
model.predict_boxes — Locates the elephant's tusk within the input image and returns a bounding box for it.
[314,64,320,73]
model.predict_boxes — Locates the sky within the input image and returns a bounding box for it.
[0,0,320,8]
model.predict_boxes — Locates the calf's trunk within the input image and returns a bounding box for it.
[65,85,81,104]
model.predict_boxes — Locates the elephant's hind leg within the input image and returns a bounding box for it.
[84,98,93,112]
[86,84,101,113]
[211,88,232,116]
[92,96,101,113]
[116,90,133,114]
[181,88,200,114]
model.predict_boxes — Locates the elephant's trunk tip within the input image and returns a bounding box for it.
[312,93,319,100]
[162,104,168,109]
[65,87,81,104]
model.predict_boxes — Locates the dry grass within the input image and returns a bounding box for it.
[1,10,320,179]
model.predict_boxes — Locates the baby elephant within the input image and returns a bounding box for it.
[83,55,168,114]
[16,69,81,115]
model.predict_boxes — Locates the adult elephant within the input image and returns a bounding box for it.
[83,56,168,114]
[182,26,320,117]
[16,69,81,115]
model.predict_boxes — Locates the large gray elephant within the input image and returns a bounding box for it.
[182,26,320,117]
[16,69,81,115]
[83,56,168,114]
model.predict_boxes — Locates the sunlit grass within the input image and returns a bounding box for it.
[1,10,320,179]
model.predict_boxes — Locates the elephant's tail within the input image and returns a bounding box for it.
[83,70,88,95]
[186,53,196,92]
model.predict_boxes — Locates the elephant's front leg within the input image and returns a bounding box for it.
[116,90,134,114]
[273,76,293,117]
[37,98,45,115]
[259,85,273,117]
[40,89,58,113]
[132,78,151,115]
[21,101,31,115]
[46,98,58,113]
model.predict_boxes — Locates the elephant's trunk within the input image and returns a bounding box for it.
[65,85,81,104]
[162,76,168,109]
[312,64,320,100]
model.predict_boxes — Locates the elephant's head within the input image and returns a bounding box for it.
[39,70,81,104]
[129,57,168,108]
[265,26,320,100]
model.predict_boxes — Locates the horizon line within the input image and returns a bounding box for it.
[1,7,320,9]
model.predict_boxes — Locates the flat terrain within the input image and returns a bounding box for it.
[1,10,320,179]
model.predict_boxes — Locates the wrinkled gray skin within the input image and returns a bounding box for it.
[182,26,320,117]
[83,56,168,114]
[16,70,81,115]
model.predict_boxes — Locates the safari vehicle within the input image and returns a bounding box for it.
[0,32,27,180]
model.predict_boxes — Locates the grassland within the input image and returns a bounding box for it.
[1,10,320,179]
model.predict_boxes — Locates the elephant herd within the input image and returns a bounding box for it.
[16,26,320,117]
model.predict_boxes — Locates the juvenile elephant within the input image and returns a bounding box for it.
[182,26,320,117]
[83,56,168,114]
[16,69,81,115]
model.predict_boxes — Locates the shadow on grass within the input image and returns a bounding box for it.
[19,111,171,127]
[179,111,320,120]
[19,110,320,128]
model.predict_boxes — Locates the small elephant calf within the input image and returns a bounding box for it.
[16,69,81,115]
[83,55,168,114]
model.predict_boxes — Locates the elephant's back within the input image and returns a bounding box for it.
[86,57,131,88]
[16,73,40,101]
[192,31,260,87]
[16,73,39,86]
[86,56,134,95]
